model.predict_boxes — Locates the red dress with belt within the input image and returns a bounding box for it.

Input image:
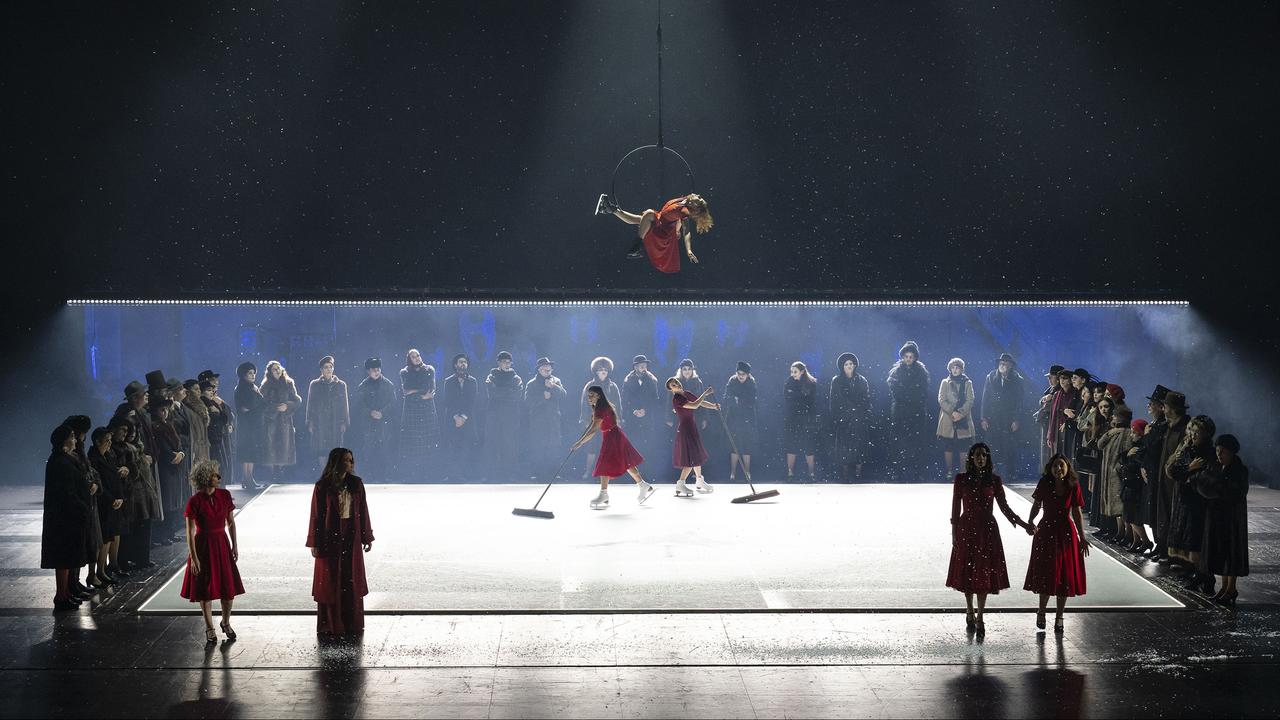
[946,473,1021,594]
[671,391,709,468]
[643,197,691,274]
[591,404,644,477]
[1023,475,1088,597]
[179,488,245,601]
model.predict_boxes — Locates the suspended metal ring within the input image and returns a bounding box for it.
[610,144,697,212]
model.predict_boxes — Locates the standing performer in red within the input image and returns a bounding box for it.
[572,386,654,509]
[1024,454,1091,634]
[666,378,718,497]
[946,443,1035,635]
[596,193,713,273]
[306,447,375,636]
[179,460,244,644]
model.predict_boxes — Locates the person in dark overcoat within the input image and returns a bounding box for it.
[1194,434,1249,606]
[63,415,106,591]
[784,361,819,479]
[723,361,758,481]
[1153,390,1189,562]
[1033,365,1065,470]
[981,353,1027,475]
[202,381,235,484]
[829,353,871,481]
[352,357,397,482]
[1167,414,1215,593]
[398,349,439,480]
[307,356,351,470]
[484,351,523,481]
[523,357,567,478]
[234,362,266,489]
[200,369,236,483]
[260,361,302,479]
[42,425,91,610]
[622,355,661,468]
[149,399,188,544]
[442,354,481,480]
[887,340,932,482]
[89,427,128,582]
[307,448,375,635]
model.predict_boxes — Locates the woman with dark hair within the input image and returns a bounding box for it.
[115,415,161,570]
[306,448,375,635]
[946,443,1035,634]
[234,362,266,489]
[63,415,107,590]
[1167,414,1217,594]
[202,381,234,482]
[88,427,128,582]
[598,192,714,273]
[180,460,243,643]
[1096,403,1133,545]
[829,353,871,481]
[260,360,302,482]
[1119,419,1153,554]
[723,361,758,482]
[578,357,622,480]
[41,425,90,610]
[887,341,932,482]
[308,356,351,471]
[937,358,976,481]
[149,400,187,545]
[398,349,438,477]
[1195,434,1249,606]
[666,378,719,496]
[1024,454,1090,634]
[572,386,653,509]
[784,361,819,480]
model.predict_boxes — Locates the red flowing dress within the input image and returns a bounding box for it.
[946,473,1021,594]
[179,489,245,602]
[643,197,691,274]
[1023,475,1088,597]
[591,404,644,477]
[671,391,709,468]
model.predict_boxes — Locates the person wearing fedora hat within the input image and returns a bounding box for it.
[1034,365,1065,469]
[1149,390,1190,563]
[723,361,758,482]
[982,353,1028,475]
[484,352,523,481]
[353,358,397,482]
[398,349,439,480]
[578,357,622,480]
[201,380,235,492]
[235,363,267,489]
[623,355,662,466]
[830,353,870,481]
[441,354,481,481]
[524,357,567,477]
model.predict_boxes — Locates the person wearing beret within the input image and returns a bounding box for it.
[352,358,397,482]
[722,361,758,482]
[484,351,523,481]
[42,425,91,610]
[442,354,481,481]
[523,357,567,477]
[829,353,871,481]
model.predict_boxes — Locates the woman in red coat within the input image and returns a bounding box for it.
[572,386,653,509]
[1024,454,1091,634]
[306,448,375,635]
[946,443,1034,634]
[597,193,714,273]
[666,378,718,496]
[180,460,244,643]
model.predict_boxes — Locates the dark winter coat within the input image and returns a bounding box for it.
[784,376,818,454]
[829,372,870,465]
[1195,457,1250,576]
[622,369,662,449]
[981,368,1027,430]
[40,450,91,569]
[723,375,759,453]
[524,373,567,458]
[235,380,267,464]
[90,444,128,538]
[485,367,523,467]
[352,374,397,455]
[442,373,482,445]
[203,396,234,475]
[887,360,932,423]
[307,376,350,453]
[261,376,302,466]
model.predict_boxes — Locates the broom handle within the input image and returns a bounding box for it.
[532,448,577,510]
[714,405,756,493]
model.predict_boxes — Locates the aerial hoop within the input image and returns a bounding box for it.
[609,143,697,212]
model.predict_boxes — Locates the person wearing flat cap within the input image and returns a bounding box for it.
[524,357,567,477]
[442,354,481,480]
[484,351,523,480]
[981,353,1027,475]
[830,353,871,481]
[622,354,662,464]
[352,358,397,482]
[723,361,758,482]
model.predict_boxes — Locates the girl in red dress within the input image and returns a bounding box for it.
[1024,454,1091,634]
[179,460,244,643]
[946,443,1035,634]
[306,447,375,636]
[666,378,719,497]
[572,386,653,509]
[597,193,713,273]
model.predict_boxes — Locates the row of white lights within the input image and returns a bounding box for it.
[68,299,1190,307]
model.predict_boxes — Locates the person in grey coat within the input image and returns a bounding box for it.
[307,355,350,469]
[937,358,976,481]
[260,360,303,480]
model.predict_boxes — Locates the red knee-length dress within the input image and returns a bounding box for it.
[671,391,709,468]
[946,473,1022,594]
[643,197,691,274]
[179,488,245,602]
[591,403,644,477]
[1023,475,1087,597]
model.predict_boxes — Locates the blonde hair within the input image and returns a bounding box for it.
[686,194,714,234]
[189,460,221,492]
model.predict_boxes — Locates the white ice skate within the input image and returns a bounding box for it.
[589,489,610,509]
[637,480,655,504]
[674,480,694,498]
[695,476,714,494]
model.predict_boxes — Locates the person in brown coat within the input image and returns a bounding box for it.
[260,361,302,482]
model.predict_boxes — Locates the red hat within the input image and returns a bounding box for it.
[1106,384,1125,402]
[1131,419,1148,435]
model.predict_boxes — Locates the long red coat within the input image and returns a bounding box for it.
[306,476,374,604]
[643,197,691,274]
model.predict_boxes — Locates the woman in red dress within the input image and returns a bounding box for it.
[666,378,719,496]
[946,443,1034,634]
[572,386,653,509]
[597,193,713,273]
[1024,454,1091,634]
[179,460,244,643]
[306,447,374,636]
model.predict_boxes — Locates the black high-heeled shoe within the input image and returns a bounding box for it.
[205,627,218,644]
[974,618,985,636]
[1054,618,1064,634]
[1216,590,1239,607]
[1035,611,1046,630]
[965,610,976,630]
[220,621,237,640]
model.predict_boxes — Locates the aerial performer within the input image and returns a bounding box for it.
[596,192,713,274]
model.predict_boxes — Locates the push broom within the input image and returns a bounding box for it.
[512,448,577,519]
[715,406,780,503]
